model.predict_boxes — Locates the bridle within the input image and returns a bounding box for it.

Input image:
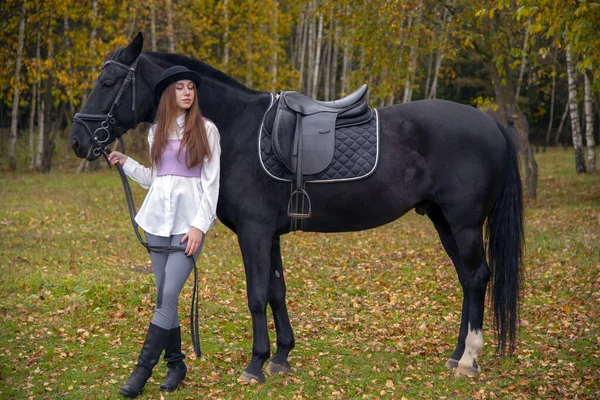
[73,57,140,158]
[73,56,203,357]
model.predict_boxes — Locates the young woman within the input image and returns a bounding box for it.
[108,65,221,397]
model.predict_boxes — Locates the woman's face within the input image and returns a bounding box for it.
[174,79,195,112]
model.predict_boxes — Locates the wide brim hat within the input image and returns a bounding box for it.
[153,65,202,100]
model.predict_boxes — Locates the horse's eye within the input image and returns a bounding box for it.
[102,80,115,88]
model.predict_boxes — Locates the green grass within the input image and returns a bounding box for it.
[0,147,599,399]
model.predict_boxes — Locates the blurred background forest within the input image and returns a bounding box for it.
[1,0,598,196]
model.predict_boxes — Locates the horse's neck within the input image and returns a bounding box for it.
[143,53,270,134]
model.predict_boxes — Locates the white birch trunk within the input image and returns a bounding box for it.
[271,1,278,92]
[515,19,530,100]
[36,98,45,170]
[298,8,308,92]
[151,0,157,52]
[29,84,37,169]
[222,0,229,68]
[311,13,323,98]
[9,4,26,170]
[330,19,339,99]
[554,102,569,146]
[402,7,417,103]
[545,54,556,146]
[566,45,586,173]
[340,4,350,96]
[167,0,175,52]
[584,70,596,173]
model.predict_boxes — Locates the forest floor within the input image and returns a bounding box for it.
[0,147,598,399]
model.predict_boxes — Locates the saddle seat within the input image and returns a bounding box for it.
[282,84,368,114]
[268,84,373,219]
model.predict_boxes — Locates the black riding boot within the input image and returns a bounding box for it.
[119,323,170,398]
[160,326,187,392]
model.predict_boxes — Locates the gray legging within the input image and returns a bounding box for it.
[145,232,204,330]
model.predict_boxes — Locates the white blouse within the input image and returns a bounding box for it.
[122,114,221,237]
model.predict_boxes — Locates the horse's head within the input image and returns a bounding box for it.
[71,33,156,160]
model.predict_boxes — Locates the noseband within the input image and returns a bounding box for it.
[73,57,140,158]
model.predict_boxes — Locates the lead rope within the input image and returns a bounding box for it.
[103,149,202,357]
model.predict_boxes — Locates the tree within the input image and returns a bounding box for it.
[8,3,25,170]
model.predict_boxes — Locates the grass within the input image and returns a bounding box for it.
[0,147,598,399]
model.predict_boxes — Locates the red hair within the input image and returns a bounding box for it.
[150,82,211,168]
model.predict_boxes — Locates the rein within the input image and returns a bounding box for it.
[106,149,202,357]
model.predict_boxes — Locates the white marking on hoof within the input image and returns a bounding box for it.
[456,323,483,377]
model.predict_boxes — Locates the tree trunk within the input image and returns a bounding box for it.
[222,0,229,69]
[323,27,331,101]
[298,7,308,92]
[8,4,26,171]
[515,19,530,100]
[554,102,569,146]
[545,51,557,147]
[311,13,323,98]
[491,68,538,199]
[36,94,46,171]
[330,19,339,99]
[402,5,421,103]
[566,45,586,173]
[166,0,175,52]
[306,2,315,94]
[150,0,157,52]
[29,84,37,169]
[584,70,596,173]
[78,0,100,172]
[271,1,278,92]
[340,4,351,96]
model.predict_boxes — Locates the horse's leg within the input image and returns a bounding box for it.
[237,230,273,384]
[265,236,295,375]
[429,205,490,377]
[426,206,468,370]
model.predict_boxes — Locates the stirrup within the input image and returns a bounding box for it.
[287,188,312,219]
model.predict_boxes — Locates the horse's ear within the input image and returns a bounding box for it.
[122,32,144,63]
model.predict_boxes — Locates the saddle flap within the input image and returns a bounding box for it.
[272,106,297,171]
[294,113,337,175]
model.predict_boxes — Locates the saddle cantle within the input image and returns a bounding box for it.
[259,85,379,225]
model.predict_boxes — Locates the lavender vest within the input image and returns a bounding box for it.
[157,140,202,178]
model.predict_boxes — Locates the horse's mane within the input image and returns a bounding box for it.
[143,52,263,96]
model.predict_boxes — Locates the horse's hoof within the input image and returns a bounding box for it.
[454,360,480,377]
[445,358,459,370]
[238,370,266,384]
[266,361,292,375]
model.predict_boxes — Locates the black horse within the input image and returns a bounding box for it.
[70,34,523,381]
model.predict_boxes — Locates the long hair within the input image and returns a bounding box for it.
[150,82,211,168]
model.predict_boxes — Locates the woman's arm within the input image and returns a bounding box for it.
[115,126,156,189]
[191,123,221,233]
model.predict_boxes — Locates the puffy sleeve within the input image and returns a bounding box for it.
[121,126,156,190]
[191,122,221,233]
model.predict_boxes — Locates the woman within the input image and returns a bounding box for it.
[108,65,221,397]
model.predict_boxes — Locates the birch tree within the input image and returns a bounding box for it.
[583,71,595,173]
[565,44,586,173]
[8,4,25,170]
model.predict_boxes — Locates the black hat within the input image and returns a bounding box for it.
[153,65,202,100]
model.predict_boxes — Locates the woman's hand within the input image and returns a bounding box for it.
[181,227,204,257]
[108,151,128,166]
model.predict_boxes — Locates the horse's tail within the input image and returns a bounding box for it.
[485,121,524,355]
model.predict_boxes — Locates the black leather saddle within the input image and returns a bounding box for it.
[265,84,373,219]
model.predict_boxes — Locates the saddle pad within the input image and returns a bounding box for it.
[259,107,380,183]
